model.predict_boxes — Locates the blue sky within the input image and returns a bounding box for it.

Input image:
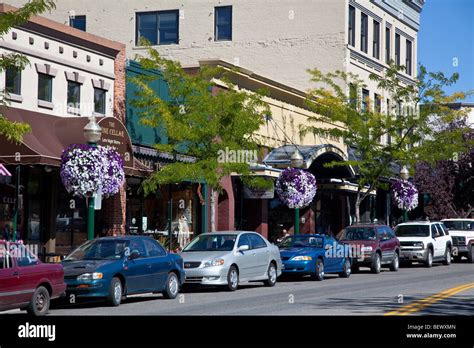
[418,0,474,101]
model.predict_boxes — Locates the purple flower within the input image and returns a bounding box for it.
[276,168,317,209]
[60,144,125,198]
[391,179,419,211]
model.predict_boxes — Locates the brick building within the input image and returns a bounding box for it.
[0,4,136,257]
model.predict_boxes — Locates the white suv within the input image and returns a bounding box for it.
[441,219,474,263]
[394,221,452,267]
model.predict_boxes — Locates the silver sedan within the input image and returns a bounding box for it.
[179,231,282,291]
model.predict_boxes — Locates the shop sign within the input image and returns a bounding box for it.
[97,117,134,168]
[243,185,274,199]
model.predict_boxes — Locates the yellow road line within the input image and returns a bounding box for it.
[385,282,474,316]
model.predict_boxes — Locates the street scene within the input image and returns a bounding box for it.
[0,0,473,334]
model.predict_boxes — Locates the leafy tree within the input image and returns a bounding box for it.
[415,120,474,219]
[0,0,56,143]
[300,62,471,222]
[131,46,272,231]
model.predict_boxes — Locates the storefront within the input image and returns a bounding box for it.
[0,106,147,256]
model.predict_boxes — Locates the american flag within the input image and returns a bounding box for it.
[0,164,12,177]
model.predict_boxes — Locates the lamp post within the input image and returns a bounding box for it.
[83,116,102,240]
[399,165,409,222]
[290,149,304,235]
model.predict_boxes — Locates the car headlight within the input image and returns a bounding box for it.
[77,272,103,281]
[361,246,373,252]
[291,256,312,261]
[203,259,225,268]
[413,242,424,248]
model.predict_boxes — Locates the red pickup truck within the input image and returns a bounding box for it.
[0,241,66,316]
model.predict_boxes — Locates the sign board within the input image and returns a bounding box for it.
[97,117,134,168]
[243,185,274,199]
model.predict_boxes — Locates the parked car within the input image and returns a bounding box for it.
[0,241,66,316]
[394,221,452,267]
[180,231,282,291]
[62,236,185,306]
[441,218,474,263]
[339,224,400,273]
[278,234,351,280]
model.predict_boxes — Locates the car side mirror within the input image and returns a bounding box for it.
[237,245,249,252]
[129,250,140,260]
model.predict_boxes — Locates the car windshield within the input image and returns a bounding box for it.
[183,234,236,252]
[279,236,324,248]
[395,225,430,237]
[442,220,474,231]
[64,239,129,261]
[342,227,377,241]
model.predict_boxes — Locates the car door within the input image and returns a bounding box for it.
[324,236,340,272]
[431,225,444,258]
[437,224,450,255]
[124,238,154,293]
[248,234,270,277]
[143,238,169,291]
[234,234,254,279]
[0,249,22,310]
[379,227,395,262]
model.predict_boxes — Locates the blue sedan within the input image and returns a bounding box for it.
[61,236,185,306]
[279,234,351,281]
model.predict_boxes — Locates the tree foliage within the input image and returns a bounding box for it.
[300,62,471,221]
[415,120,474,219]
[0,0,56,143]
[131,45,273,230]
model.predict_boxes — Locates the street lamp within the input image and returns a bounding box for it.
[84,116,102,240]
[290,149,304,235]
[400,165,409,222]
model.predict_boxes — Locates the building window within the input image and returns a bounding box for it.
[348,5,355,46]
[69,15,86,31]
[5,67,21,95]
[386,98,391,144]
[360,13,368,53]
[395,33,400,66]
[37,73,52,102]
[215,6,232,41]
[374,93,381,113]
[373,20,380,59]
[385,27,391,64]
[362,88,369,111]
[94,88,106,114]
[349,83,358,109]
[136,10,179,45]
[406,39,412,75]
[67,81,81,109]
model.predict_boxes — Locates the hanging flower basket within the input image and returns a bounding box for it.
[276,168,317,209]
[60,144,125,198]
[391,179,419,211]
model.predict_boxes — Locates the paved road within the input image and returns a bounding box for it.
[3,262,474,316]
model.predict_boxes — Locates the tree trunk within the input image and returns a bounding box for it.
[210,188,217,232]
[354,190,361,223]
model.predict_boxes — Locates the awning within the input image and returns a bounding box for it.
[0,164,11,177]
[0,106,151,177]
[263,144,355,178]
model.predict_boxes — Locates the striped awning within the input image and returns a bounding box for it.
[0,164,11,177]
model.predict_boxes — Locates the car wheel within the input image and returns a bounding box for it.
[26,286,50,316]
[389,252,399,272]
[226,266,239,291]
[370,253,381,274]
[424,249,433,268]
[443,247,451,266]
[339,258,351,278]
[468,245,474,263]
[162,272,179,299]
[264,263,277,287]
[311,259,324,281]
[107,277,122,306]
